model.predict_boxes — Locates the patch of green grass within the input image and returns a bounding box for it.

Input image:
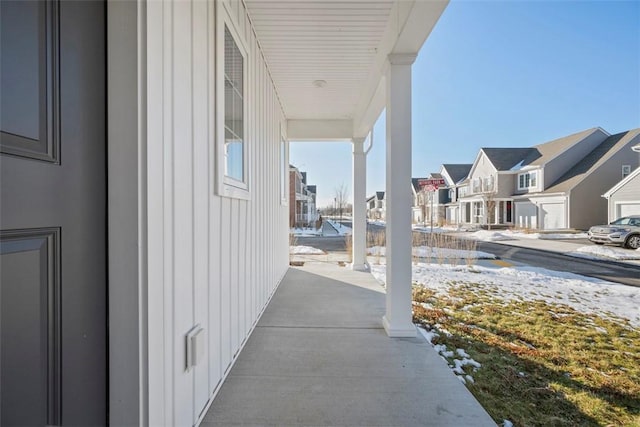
[412,284,640,427]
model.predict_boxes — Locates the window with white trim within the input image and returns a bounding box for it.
[280,136,288,205]
[224,26,244,182]
[622,165,631,179]
[216,6,249,199]
[517,171,538,190]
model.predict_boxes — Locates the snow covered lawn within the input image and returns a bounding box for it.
[290,227,322,237]
[569,244,640,261]
[369,258,640,426]
[370,261,639,327]
[325,219,352,236]
[367,245,496,260]
[466,229,588,241]
[289,245,325,255]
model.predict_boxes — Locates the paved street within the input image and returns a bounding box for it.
[296,221,640,287]
[475,240,640,287]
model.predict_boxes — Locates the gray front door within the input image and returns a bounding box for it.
[0,1,106,425]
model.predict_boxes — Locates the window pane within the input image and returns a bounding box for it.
[224,26,243,182]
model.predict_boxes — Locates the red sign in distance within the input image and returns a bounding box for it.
[418,178,445,191]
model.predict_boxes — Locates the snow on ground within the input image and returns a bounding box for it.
[326,219,352,236]
[466,229,588,241]
[373,253,640,388]
[369,261,640,327]
[367,246,496,260]
[289,245,325,255]
[569,245,640,261]
[290,227,322,237]
[506,230,588,240]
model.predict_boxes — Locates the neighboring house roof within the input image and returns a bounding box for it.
[429,172,443,179]
[366,192,386,203]
[306,185,316,195]
[525,127,607,167]
[441,164,472,184]
[545,129,640,194]
[603,165,640,198]
[478,128,608,173]
[481,148,537,171]
[411,177,428,193]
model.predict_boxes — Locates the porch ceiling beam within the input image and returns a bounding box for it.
[287,119,353,141]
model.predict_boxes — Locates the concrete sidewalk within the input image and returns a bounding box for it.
[202,262,495,426]
[488,236,587,254]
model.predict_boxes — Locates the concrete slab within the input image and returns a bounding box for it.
[202,262,495,427]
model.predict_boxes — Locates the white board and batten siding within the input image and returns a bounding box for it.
[147,1,289,425]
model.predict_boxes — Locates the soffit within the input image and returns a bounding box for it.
[244,0,393,122]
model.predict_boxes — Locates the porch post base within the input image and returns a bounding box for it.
[350,262,369,272]
[382,316,417,338]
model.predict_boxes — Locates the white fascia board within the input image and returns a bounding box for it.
[468,149,497,178]
[287,119,353,141]
[392,0,449,54]
[603,165,640,198]
[352,0,448,137]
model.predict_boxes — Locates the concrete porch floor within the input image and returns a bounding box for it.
[202,262,495,427]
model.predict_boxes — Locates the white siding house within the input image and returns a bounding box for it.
[602,143,640,221]
[107,1,448,426]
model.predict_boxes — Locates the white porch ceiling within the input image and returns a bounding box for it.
[244,0,448,139]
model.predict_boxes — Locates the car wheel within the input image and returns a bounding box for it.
[625,234,640,250]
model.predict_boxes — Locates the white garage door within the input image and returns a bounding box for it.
[540,203,566,229]
[515,202,537,228]
[617,203,640,218]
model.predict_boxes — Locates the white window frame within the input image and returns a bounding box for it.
[622,164,631,179]
[280,128,288,206]
[215,2,250,199]
[517,171,538,190]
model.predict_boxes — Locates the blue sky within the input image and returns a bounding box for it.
[290,0,640,208]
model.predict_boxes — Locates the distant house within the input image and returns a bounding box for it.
[440,164,472,224]
[366,191,386,220]
[411,178,428,224]
[289,166,318,228]
[457,127,640,230]
[411,174,448,225]
[602,143,640,222]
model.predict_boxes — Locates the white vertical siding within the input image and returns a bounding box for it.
[146,1,290,425]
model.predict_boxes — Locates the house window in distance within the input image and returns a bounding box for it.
[518,171,537,190]
[622,165,631,179]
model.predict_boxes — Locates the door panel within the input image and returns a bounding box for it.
[0,229,61,426]
[0,0,58,162]
[0,1,106,425]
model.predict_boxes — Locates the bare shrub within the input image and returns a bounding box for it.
[367,229,386,264]
[344,234,353,263]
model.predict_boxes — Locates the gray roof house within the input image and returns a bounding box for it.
[366,191,386,220]
[440,164,472,224]
[457,127,640,229]
[602,143,640,222]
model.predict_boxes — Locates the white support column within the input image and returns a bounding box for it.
[382,53,417,338]
[351,137,368,271]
